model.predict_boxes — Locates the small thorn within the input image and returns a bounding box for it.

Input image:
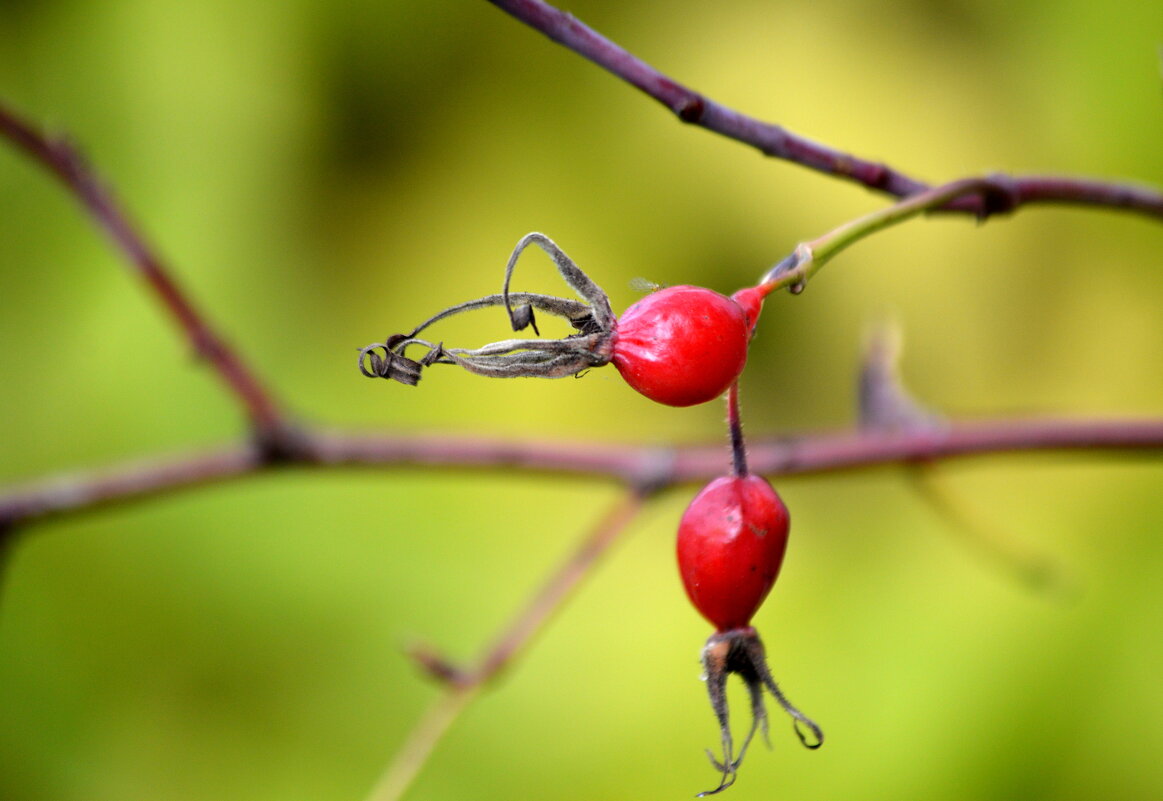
[407,643,472,687]
[858,321,944,433]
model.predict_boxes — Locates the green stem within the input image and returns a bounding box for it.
[759,177,1004,293]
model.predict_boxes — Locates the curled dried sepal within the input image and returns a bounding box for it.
[358,291,615,384]
[697,627,822,796]
[358,233,617,386]
[502,232,615,333]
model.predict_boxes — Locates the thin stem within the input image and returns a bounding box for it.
[472,488,647,682]
[727,382,748,477]
[760,178,1004,291]
[363,687,479,801]
[485,0,1163,221]
[0,101,287,437]
[810,179,998,265]
[910,466,1069,594]
[362,490,646,801]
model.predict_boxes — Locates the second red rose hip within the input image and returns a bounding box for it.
[676,474,790,632]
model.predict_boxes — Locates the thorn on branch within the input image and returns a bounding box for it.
[408,643,474,688]
[858,322,945,433]
[676,95,706,123]
[866,162,893,190]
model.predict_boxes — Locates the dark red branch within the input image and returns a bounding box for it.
[0,446,264,529]
[0,101,288,436]
[485,0,1163,221]
[4,417,1162,533]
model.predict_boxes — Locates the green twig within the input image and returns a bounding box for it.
[759,178,1007,293]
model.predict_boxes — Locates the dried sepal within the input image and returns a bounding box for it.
[358,232,617,387]
[501,232,615,332]
[358,282,616,386]
[358,343,422,385]
[696,627,822,796]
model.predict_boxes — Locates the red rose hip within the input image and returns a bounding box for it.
[677,474,790,631]
[612,285,750,407]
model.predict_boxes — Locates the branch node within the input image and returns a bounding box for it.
[976,173,1022,220]
[252,422,313,466]
[676,94,706,123]
[625,444,678,494]
[867,162,893,190]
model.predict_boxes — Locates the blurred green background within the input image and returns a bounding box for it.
[2,1,1162,799]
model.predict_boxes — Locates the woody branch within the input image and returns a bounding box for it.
[485,0,1163,220]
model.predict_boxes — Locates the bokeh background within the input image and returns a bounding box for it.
[2,1,1162,799]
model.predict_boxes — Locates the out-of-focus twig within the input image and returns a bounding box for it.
[365,489,648,801]
[0,101,289,439]
[363,687,479,801]
[911,467,1073,595]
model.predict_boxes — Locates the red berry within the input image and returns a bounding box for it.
[611,285,750,407]
[677,474,790,632]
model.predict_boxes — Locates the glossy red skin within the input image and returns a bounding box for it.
[730,286,766,334]
[611,285,750,407]
[677,475,790,632]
